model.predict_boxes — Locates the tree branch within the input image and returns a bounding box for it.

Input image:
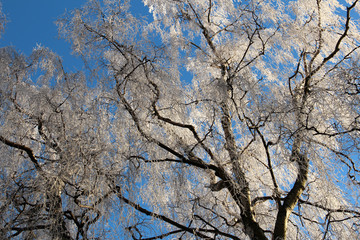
[0,135,42,172]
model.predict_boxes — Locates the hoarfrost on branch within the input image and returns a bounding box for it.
[0,0,360,239]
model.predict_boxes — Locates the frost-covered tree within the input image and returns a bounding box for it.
[1,0,360,239]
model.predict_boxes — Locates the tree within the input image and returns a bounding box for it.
[1,0,360,239]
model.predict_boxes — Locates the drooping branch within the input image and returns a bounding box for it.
[114,186,242,240]
[298,199,360,216]
[0,135,42,172]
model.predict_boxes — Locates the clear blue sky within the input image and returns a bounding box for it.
[0,0,150,72]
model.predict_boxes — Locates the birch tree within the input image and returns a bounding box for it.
[1,0,360,239]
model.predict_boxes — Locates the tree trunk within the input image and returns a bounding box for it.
[273,152,309,240]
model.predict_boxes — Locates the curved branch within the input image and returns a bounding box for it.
[0,135,42,172]
[313,0,359,74]
[114,186,211,239]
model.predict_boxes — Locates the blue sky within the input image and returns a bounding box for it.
[0,0,87,71]
[0,0,150,72]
